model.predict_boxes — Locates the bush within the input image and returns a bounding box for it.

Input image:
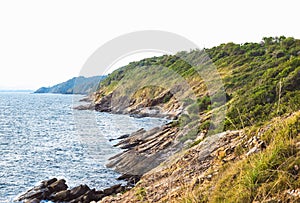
[200,120,214,131]
[197,96,211,112]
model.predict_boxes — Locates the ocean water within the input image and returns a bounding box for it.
[0,92,167,202]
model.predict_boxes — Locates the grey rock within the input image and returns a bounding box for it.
[107,123,181,176]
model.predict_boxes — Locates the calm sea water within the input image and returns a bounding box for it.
[0,92,167,202]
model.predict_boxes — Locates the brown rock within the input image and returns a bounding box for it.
[117,174,141,186]
[74,104,95,110]
[206,174,212,181]
[69,189,98,203]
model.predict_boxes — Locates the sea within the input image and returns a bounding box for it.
[0,92,167,202]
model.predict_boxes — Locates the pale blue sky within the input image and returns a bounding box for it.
[0,0,299,90]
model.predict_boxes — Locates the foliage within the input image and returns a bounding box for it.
[97,36,300,130]
[179,127,200,143]
[135,187,147,201]
[199,120,213,131]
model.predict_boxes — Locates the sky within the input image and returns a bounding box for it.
[0,0,299,90]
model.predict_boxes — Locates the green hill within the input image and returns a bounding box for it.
[94,36,300,130]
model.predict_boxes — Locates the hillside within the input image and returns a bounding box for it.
[34,76,106,95]
[94,36,300,128]
[87,36,300,202]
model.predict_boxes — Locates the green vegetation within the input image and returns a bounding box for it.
[135,187,147,202]
[189,138,204,148]
[207,36,300,129]
[179,127,200,143]
[98,36,300,132]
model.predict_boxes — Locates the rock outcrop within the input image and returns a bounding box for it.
[106,123,182,176]
[100,130,243,202]
[89,88,182,119]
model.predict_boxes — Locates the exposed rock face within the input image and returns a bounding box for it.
[16,178,126,203]
[90,89,182,119]
[100,130,243,203]
[106,123,181,176]
[94,93,113,112]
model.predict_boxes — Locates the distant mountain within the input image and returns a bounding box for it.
[34,76,106,94]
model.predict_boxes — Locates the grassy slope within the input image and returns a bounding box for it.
[180,111,300,203]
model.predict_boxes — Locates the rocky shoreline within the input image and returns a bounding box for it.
[16,119,175,203]
[106,123,181,176]
[15,129,149,203]
[74,90,182,120]
[16,175,140,203]
[17,88,185,203]
[16,122,180,203]
[16,121,184,203]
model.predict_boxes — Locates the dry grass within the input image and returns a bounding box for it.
[177,111,300,203]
